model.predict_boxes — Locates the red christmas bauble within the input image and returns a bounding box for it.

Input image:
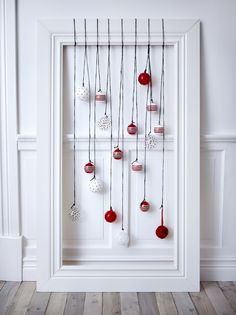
[155,225,168,239]
[127,123,138,135]
[138,71,150,85]
[84,162,95,173]
[140,199,150,212]
[105,208,117,223]
[113,148,123,160]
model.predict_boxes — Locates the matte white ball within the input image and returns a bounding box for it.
[89,177,103,193]
[76,86,89,102]
[68,204,80,222]
[117,230,130,247]
[145,133,158,150]
[98,115,111,130]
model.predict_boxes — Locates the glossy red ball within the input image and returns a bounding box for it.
[105,208,117,223]
[127,123,138,135]
[140,200,150,212]
[155,225,169,239]
[113,148,123,160]
[84,162,95,173]
[138,71,150,85]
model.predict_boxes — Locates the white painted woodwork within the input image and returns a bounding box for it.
[0,0,236,285]
[36,18,200,291]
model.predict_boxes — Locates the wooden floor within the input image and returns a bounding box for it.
[0,281,236,315]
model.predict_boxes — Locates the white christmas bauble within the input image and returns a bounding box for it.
[117,230,130,247]
[98,115,111,130]
[68,204,80,222]
[76,86,89,102]
[89,177,103,193]
[145,133,158,150]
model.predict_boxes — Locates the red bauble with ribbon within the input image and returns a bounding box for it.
[140,199,150,212]
[155,206,168,239]
[84,161,95,174]
[105,207,117,223]
[138,70,150,85]
[127,122,138,135]
[113,148,123,160]
[155,225,168,239]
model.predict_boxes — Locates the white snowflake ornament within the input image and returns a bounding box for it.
[68,204,80,222]
[145,133,158,150]
[89,177,103,193]
[76,86,89,102]
[117,230,129,247]
[98,115,111,130]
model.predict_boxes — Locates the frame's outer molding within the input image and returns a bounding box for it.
[0,0,22,281]
[37,19,200,292]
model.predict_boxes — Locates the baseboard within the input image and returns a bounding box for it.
[0,236,22,281]
[22,255,236,281]
[200,258,236,281]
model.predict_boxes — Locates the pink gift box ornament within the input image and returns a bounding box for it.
[95,90,106,102]
[131,161,143,171]
[146,102,158,112]
[154,125,164,134]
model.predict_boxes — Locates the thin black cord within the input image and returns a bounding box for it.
[147,19,153,134]
[93,22,99,178]
[83,19,92,163]
[158,19,165,126]
[120,19,125,230]
[160,18,165,209]
[116,19,124,149]
[131,19,137,124]
[134,19,139,161]
[72,18,76,206]
[106,19,113,208]
[104,19,111,117]
[96,19,102,92]
[82,19,87,87]
[143,83,150,200]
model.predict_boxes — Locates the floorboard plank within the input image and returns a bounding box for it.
[0,282,5,291]
[64,293,85,315]
[138,292,159,315]
[0,281,21,315]
[103,293,121,315]
[190,284,217,315]
[120,293,140,315]
[155,293,178,315]
[202,281,235,315]
[83,293,102,315]
[26,292,50,315]
[45,292,67,315]
[7,282,35,315]
[172,292,198,315]
[218,281,236,311]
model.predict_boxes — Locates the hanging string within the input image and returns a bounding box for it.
[143,83,150,200]
[134,19,139,161]
[96,19,102,92]
[131,19,137,124]
[92,19,100,178]
[116,19,124,149]
[72,18,77,206]
[160,19,165,220]
[106,19,113,208]
[104,19,111,117]
[83,19,92,163]
[147,19,154,134]
[158,19,165,126]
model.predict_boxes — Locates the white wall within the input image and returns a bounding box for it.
[1,0,236,281]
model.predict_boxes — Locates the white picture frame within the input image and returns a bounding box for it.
[37,19,200,292]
